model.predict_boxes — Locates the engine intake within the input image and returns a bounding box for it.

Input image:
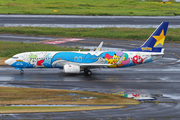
[63,64,80,74]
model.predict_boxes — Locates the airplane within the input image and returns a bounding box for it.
[5,22,169,75]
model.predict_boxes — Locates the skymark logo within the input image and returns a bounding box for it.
[141,47,152,51]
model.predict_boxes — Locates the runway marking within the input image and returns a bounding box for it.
[3,24,180,28]
[44,38,85,45]
[0,35,50,40]
[34,38,85,44]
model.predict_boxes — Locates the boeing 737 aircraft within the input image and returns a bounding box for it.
[5,22,169,75]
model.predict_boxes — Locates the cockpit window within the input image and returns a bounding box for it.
[12,57,18,59]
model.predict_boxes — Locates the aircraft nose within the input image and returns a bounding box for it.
[5,59,11,65]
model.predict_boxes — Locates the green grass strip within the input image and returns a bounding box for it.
[0,27,179,42]
[0,41,81,57]
[0,87,140,105]
[0,106,124,113]
[0,0,180,16]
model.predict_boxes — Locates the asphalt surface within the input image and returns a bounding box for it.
[1,34,180,119]
[0,15,180,28]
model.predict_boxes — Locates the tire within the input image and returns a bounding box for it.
[87,71,92,75]
[20,70,24,74]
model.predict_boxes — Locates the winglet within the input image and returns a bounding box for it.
[95,42,103,51]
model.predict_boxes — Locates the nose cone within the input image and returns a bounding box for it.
[5,59,10,65]
[5,59,13,66]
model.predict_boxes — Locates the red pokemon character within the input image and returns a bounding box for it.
[132,93,140,98]
[132,55,144,64]
[105,53,113,60]
[37,60,45,66]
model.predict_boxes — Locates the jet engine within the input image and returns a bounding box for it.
[63,64,80,74]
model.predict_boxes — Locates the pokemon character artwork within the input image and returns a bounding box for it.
[9,51,154,69]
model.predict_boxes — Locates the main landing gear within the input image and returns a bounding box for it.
[20,70,24,74]
[84,68,92,75]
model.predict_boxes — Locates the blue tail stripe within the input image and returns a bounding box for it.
[128,22,169,52]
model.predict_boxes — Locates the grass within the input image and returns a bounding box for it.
[0,106,124,113]
[0,41,86,58]
[0,27,180,42]
[0,0,180,16]
[0,58,7,65]
[0,87,140,105]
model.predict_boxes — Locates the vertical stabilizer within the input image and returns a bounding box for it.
[128,22,169,52]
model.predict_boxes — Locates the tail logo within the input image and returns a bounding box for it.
[141,47,152,51]
[153,29,165,48]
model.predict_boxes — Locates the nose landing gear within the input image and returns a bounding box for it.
[20,70,24,74]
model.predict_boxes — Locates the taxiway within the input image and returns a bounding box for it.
[0,34,180,119]
[0,15,180,28]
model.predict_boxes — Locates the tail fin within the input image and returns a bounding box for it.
[128,22,169,52]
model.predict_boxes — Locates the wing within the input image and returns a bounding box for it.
[95,42,103,51]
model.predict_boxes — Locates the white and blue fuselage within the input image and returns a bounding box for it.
[5,51,163,69]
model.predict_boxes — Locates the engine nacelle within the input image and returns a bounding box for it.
[63,64,80,74]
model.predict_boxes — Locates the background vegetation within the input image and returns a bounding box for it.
[0,87,138,113]
[0,0,180,16]
[0,27,179,42]
[0,106,124,113]
[0,87,139,105]
[0,41,82,57]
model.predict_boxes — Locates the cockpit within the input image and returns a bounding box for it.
[11,57,19,59]
[5,55,19,65]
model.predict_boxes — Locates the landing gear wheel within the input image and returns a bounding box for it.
[87,70,92,75]
[84,68,92,75]
[20,70,24,74]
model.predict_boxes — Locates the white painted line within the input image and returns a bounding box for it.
[0,35,52,40]
[1,15,180,19]
[44,38,85,44]
[3,24,180,28]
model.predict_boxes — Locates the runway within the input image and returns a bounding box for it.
[1,15,180,28]
[0,34,180,119]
